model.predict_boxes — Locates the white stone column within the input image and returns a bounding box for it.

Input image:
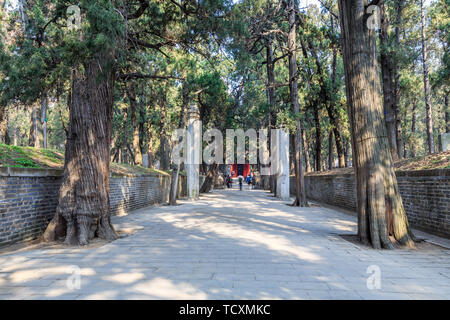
[142,154,149,168]
[278,129,290,200]
[270,129,279,197]
[275,129,290,200]
[186,104,201,200]
[273,129,281,198]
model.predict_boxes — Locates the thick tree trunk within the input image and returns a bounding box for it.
[43,56,117,245]
[288,0,307,207]
[420,0,435,153]
[338,0,414,249]
[379,2,399,161]
[200,163,218,193]
[328,130,334,170]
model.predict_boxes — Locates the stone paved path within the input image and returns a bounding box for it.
[0,187,449,300]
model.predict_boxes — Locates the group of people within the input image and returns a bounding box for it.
[225,173,255,191]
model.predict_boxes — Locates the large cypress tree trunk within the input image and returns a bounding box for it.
[43,56,117,245]
[338,0,414,249]
[288,0,307,207]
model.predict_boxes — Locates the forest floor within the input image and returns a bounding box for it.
[309,151,450,176]
[0,186,449,299]
[0,144,168,176]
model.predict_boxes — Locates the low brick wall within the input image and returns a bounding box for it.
[110,175,170,216]
[0,167,171,247]
[290,169,450,237]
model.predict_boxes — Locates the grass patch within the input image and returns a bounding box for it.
[0,144,169,176]
[110,163,170,177]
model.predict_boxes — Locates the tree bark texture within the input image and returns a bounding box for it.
[43,56,117,245]
[328,130,334,170]
[200,163,218,193]
[338,0,414,249]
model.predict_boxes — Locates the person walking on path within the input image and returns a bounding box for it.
[238,175,243,191]
[226,175,232,188]
[246,175,252,190]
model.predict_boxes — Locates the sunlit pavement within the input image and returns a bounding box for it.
[1,186,449,300]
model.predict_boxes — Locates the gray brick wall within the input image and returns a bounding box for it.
[0,169,171,247]
[290,169,450,237]
[110,175,170,216]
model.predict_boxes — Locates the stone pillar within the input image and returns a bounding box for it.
[142,154,149,168]
[442,133,450,152]
[276,129,290,200]
[273,129,281,198]
[186,104,201,200]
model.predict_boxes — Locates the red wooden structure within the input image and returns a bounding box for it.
[230,164,251,178]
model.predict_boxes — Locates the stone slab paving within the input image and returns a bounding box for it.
[0,186,449,300]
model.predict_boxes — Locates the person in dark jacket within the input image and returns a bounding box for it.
[246,175,252,189]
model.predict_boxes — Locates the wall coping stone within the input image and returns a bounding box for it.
[0,166,170,178]
[0,167,64,177]
[298,168,450,178]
